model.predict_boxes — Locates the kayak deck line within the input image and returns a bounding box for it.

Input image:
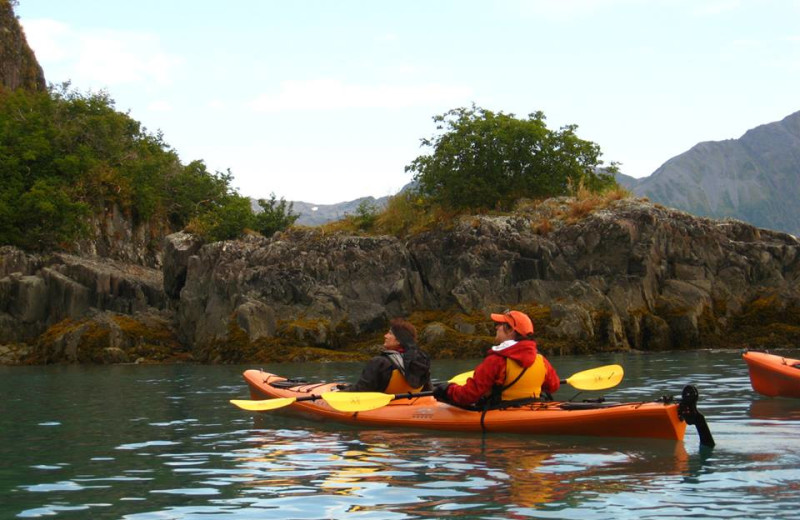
[236,369,715,447]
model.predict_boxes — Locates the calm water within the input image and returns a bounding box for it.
[1,350,799,519]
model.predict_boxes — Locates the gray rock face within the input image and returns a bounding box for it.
[162,232,204,299]
[4,197,799,362]
[0,250,166,344]
[0,0,47,92]
[174,230,424,348]
[74,204,169,268]
[167,198,800,355]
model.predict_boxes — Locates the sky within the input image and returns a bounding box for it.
[15,0,800,204]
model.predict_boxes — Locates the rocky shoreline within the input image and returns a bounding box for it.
[2,197,799,365]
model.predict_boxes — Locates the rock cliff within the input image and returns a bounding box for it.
[0,0,46,92]
[3,197,799,364]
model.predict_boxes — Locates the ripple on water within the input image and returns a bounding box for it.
[4,354,800,519]
[115,440,181,450]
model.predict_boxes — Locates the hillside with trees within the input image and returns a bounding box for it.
[0,83,301,254]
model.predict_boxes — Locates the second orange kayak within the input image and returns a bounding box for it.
[743,350,800,398]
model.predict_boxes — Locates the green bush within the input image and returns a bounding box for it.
[252,193,299,237]
[406,105,618,211]
[187,193,254,242]
[351,199,379,231]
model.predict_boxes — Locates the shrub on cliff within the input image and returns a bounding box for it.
[252,193,300,237]
[406,105,618,211]
[0,83,292,249]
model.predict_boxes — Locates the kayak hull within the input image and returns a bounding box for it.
[242,369,687,441]
[743,351,800,398]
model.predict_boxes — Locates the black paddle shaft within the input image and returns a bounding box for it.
[678,385,716,448]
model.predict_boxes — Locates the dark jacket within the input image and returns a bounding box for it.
[346,346,432,393]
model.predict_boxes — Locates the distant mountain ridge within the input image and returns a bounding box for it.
[250,195,391,227]
[618,111,800,236]
[252,184,416,226]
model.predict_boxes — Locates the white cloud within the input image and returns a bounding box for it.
[74,31,181,87]
[376,32,399,43]
[251,79,473,112]
[20,19,70,61]
[20,19,182,88]
[691,0,742,16]
[147,100,173,112]
[515,0,646,20]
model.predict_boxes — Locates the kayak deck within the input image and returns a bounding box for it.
[743,351,800,398]
[242,369,688,441]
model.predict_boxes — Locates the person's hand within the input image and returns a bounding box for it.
[432,382,451,401]
[335,384,349,391]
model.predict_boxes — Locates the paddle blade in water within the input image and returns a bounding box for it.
[230,397,296,411]
[565,364,624,391]
[321,392,394,412]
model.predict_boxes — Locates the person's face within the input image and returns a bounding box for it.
[384,330,401,350]
[495,322,514,342]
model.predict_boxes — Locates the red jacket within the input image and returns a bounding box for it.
[446,339,560,406]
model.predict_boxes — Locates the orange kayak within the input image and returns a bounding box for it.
[743,351,800,398]
[241,369,691,442]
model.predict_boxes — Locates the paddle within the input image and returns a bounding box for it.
[231,396,312,411]
[448,364,625,391]
[231,364,624,413]
[230,392,391,412]
[230,371,470,412]
[230,390,432,413]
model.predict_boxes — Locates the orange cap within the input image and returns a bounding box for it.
[491,310,534,336]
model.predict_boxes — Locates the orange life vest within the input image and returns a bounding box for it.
[384,369,424,394]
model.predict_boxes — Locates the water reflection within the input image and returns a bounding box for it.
[748,398,800,421]
[5,353,800,519]
[230,425,695,517]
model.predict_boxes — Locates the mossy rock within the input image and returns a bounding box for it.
[31,313,187,364]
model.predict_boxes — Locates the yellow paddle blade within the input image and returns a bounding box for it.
[229,397,296,411]
[321,392,394,412]
[565,364,624,391]
[448,370,474,385]
[447,364,624,391]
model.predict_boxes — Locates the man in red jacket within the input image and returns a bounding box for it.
[434,310,560,407]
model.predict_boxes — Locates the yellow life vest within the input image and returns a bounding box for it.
[501,355,546,400]
[384,369,424,394]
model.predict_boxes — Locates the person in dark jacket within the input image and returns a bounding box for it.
[433,310,560,407]
[341,318,432,393]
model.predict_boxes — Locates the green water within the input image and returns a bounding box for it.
[1,350,799,519]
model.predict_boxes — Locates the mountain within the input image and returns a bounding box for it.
[253,182,417,226]
[624,111,800,236]
[252,196,389,227]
